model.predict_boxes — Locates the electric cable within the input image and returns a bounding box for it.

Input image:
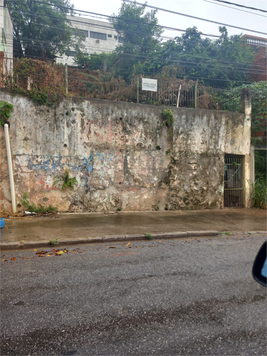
[203,0,267,17]
[5,0,267,36]
[123,0,267,36]
[208,0,267,13]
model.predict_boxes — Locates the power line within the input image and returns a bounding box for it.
[5,35,266,74]
[2,4,265,76]
[1,5,221,39]
[209,0,267,13]
[4,29,266,74]
[123,0,267,36]
[2,57,256,83]
[203,0,267,17]
[5,0,267,36]
[3,47,265,76]
[4,9,266,68]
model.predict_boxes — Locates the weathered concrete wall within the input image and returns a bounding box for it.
[0,92,251,212]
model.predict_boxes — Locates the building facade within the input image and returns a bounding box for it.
[57,16,120,66]
[0,0,13,76]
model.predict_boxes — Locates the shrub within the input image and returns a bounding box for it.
[251,179,267,209]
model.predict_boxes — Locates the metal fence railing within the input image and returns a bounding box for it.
[0,58,242,112]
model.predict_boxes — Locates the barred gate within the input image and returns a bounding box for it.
[224,155,244,207]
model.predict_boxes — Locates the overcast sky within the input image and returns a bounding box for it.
[71,0,267,40]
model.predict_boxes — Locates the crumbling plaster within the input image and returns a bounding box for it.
[0,93,251,212]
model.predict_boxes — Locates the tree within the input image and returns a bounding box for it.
[141,26,254,88]
[109,2,162,81]
[7,0,82,60]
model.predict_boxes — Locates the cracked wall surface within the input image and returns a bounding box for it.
[0,93,251,212]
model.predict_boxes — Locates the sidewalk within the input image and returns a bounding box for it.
[0,209,266,250]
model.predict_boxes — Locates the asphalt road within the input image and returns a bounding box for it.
[1,234,266,356]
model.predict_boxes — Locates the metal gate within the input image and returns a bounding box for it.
[224,155,244,207]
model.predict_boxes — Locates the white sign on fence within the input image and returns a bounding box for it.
[142,78,157,92]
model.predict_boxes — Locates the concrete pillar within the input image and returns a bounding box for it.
[241,88,252,208]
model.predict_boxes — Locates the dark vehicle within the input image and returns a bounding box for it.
[252,241,267,287]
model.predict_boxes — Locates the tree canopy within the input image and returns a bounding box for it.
[74,2,254,88]
[142,27,254,88]
[109,2,162,82]
[7,0,81,59]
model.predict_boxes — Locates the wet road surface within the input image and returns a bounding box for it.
[1,234,266,355]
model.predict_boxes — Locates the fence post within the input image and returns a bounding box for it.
[194,82,198,108]
[137,76,139,104]
[177,85,181,108]
[65,63,68,96]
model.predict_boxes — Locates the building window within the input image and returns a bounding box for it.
[72,28,88,37]
[246,38,267,48]
[108,34,112,38]
[114,35,118,40]
[65,50,77,57]
[90,31,107,40]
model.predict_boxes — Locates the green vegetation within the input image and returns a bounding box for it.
[161,109,174,128]
[53,168,78,191]
[110,2,162,82]
[0,101,14,126]
[8,0,84,59]
[251,179,267,209]
[73,2,253,89]
[220,82,267,135]
[145,232,152,239]
[20,193,58,213]
[49,237,59,245]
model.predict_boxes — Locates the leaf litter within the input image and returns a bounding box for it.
[2,247,86,262]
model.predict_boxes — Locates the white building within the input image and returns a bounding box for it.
[0,0,13,75]
[57,16,121,66]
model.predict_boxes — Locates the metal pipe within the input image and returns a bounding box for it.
[4,124,16,213]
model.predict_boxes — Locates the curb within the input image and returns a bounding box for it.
[0,231,218,250]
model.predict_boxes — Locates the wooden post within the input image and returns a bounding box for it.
[177,85,181,108]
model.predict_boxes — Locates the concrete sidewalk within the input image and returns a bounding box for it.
[0,209,266,250]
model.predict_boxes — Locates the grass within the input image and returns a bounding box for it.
[219,232,231,236]
[20,193,58,214]
[145,232,152,240]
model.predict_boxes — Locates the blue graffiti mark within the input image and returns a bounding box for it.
[80,157,93,172]
[57,154,62,167]
[26,153,95,174]
[42,161,49,170]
